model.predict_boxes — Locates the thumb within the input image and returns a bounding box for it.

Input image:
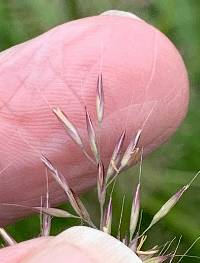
[0,11,189,225]
[0,227,142,263]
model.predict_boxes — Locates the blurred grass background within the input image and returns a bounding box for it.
[0,0,199,261]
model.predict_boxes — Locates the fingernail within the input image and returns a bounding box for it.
[100,10,143,21]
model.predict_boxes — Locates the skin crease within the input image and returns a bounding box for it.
[0,12,188,232]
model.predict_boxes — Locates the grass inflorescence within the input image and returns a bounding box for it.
[0,74,199,262]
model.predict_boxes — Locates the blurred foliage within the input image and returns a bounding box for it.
[0,0,199,261]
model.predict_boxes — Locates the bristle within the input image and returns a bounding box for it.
[143,255,169,263]
[176,236,200,263]
[117,195,126,240]
[159,237,176,256]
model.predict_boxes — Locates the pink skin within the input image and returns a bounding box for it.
[0,13,188,234]
[0,238,51,263]
[0,237,92,263]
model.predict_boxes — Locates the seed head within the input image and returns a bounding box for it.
[53,107,84,148]
[149,185,188,229]
[34,207,78,218]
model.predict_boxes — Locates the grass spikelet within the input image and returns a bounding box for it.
[106,130,126,182]
[0,228,17,246]
[53,107,84,148]
[70,188,96,227]
[120,129,142,170]
[159,237,176,256]
[96,73,104,124]
[41,155,95,227]
[143,171,200,234]
[53,107,96,165]
[152,186,188,225]
[129,183,141,241]
[144,185,188,233]
[103,197,112,234]
[169,236,182,263]
[34,207,79,219]
[97,161,106,205]
[85,106,99,163]
[97,161,106,229]
[126,147,141,168]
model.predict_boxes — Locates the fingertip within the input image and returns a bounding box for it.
[21,227,141,263]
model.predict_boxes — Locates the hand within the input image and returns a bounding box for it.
[0,226,144,263]
[0,11,188,262]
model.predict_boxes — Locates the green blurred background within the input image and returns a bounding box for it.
[0,0,199,261]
